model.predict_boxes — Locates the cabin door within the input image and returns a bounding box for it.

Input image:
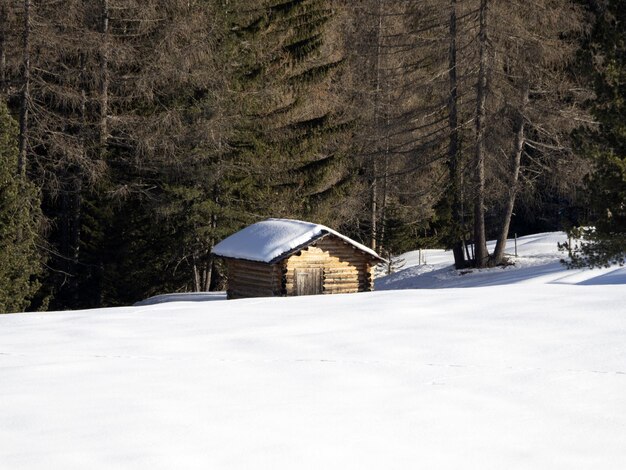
[294,268,323,296]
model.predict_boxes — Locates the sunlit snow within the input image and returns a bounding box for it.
[1,232,625,469]
[212,218,381,262]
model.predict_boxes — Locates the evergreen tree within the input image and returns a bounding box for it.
[0,101,42,313]
[565,0,626,267]
[231,0,354,226]
[78,0,237,303]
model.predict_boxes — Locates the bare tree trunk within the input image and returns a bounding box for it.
[193,257,201,292]
[448,0,467,269]
[68,178,82,295]
[370,164,378,250]
[378,76,391,252]
[192,255,213,292]
[370,0,385,251]
[65,53,88,303]
[0,2,6,95]
[473,0,489,268]
[99,0,109,157]
[17,0,31,176]
[379,137,389,252]
[206,210,218,291]
[203,257,213,292]
[492,82,529,264]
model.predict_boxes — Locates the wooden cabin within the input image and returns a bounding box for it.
[212,218,385,299]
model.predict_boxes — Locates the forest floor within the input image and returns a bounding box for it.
[1,232,625,469]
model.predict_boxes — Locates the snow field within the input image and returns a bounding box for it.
[1,232,625,469]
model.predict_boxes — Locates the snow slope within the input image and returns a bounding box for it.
[1,232,625,470]
[377,231,626,289]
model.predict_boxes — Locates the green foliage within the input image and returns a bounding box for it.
[100,196,183,305]
[2,0,356,309]
[565,0,626,268]
[231,0,354,224]
[562,226,625,268]
[0,102,43,313]
[7,0,603,307]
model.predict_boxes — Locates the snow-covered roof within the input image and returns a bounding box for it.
[212,218,384,263]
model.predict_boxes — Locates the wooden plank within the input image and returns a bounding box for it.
[295,268,323,296]
[230,274,275,286]
[229,267,274,277]
[323,272,361,278]
[324,280,365,286]
[279,237,379,297]
[324,277,362,282]
[324,279,362,283]
[324,273,364,279]
[324,280,361,287]
[229,278,274,290]
[230,280,275,290]
[228,273,274,284]
[288,259,331,265]
[324,288,360,294]
[230,285,278,295]
[226,258,270,268]
[324,283,359,288]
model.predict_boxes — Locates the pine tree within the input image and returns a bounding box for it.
[0,100,42,313]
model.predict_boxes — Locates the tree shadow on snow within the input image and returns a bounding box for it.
[575,268,626,286]
[376,260,626,290]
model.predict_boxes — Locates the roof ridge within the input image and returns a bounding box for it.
[212,218,385,263]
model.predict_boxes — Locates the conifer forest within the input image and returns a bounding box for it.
[0,0,624,311]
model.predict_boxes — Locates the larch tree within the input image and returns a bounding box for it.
[431,0,589,268]
[343,0,454,255]
[31,1,110,308]
[0,0,605,309]
[481,0,587,266]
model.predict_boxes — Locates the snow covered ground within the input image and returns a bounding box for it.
[1,232,625,469]
[377,231,626,289]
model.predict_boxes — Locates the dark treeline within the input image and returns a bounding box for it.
[0,0,624,312]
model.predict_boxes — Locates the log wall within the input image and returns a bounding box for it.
[225,259,283,299]
[223,235,377,299]
[283,236,373,295]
